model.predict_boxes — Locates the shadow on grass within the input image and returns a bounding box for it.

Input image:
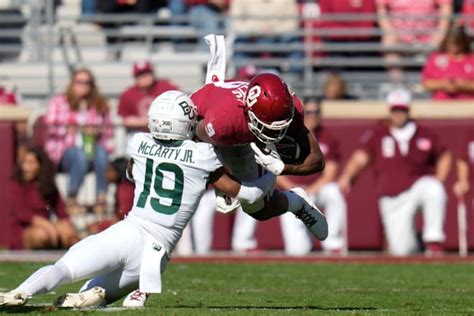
[0,306,65,314]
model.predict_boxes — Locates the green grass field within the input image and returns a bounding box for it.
[0,262,473,315]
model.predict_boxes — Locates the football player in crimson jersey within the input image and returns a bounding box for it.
[191,73,328,240]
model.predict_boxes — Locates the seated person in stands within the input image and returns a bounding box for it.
[322,72,356,100]
[44,68,113,215]
[338,88,452,256]
[422,23,474,100]
[377,0,452,81]
[118,61,178,135]
[8,146,78,250]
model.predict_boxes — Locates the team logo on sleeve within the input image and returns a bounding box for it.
[179,101,196,119]
[319,142,329,155]
[416,138,432,151]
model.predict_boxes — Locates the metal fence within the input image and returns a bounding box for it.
[0,0,472,102]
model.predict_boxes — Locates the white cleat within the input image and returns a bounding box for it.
[53,286,105,308]
[122,289,149,308]
[291,187,328,240]
[0,291,28,306]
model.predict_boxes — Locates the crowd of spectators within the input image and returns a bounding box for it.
[1,0,474,255]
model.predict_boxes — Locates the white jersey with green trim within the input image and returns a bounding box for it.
[126,132,222,253]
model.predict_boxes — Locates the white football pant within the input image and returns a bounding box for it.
[22,218,168,304]
[379,176,446,256]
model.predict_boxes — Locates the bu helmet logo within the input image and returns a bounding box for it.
[179,101,195,120]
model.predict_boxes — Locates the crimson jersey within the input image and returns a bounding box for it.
[191,81,304,146]
[360,121,447,197]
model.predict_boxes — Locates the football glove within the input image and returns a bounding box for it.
[250,142,285,176]
[215,189,241,214]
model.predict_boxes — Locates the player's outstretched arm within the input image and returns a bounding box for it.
[209,167,276,204]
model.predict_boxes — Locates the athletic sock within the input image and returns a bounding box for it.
[282,191,304,213]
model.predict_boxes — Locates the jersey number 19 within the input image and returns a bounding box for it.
[136,158,184,215]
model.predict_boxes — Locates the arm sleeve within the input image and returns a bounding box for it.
[126,133,140,157]
[236,172,276,204]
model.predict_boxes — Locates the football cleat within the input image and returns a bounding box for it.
[291,187,328,240]
[0,290,28,306]
[53,286,105,308]
[122,289,149,308]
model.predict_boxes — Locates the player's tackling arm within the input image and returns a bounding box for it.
[282,127,325,176]
[195,120,217,145]
[209,167,276,205]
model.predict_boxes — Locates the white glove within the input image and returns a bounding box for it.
[250,142,285,176]
[215,189,241,214]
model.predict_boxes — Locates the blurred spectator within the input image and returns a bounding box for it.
[422,24,474,100]
[8,146,78,250]
[463,0,474,35]
[377,0,452,47]
[97,0,166,14]
[96,0,167,47]
[322,72,356,100]
[338,88,452,256]
[319,0,376,53]
[377,0,452,81]
[230,0,302,73]
[44,68,113,215]
[0,85,19,104]
[118,60,178,134]
[106,157,134,220]
[277,98,347,255]
[188,0,230,50]
[453,127,474,200]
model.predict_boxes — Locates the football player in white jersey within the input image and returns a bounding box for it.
[0,91,277,308]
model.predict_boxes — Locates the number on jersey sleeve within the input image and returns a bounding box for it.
[136,158,184,215]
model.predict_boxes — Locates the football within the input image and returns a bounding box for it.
[275,134,310,165]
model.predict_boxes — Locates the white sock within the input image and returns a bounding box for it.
[16,262,72,296]
[282,191,304,213]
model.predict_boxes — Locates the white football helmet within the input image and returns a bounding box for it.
[148,90,197,141]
